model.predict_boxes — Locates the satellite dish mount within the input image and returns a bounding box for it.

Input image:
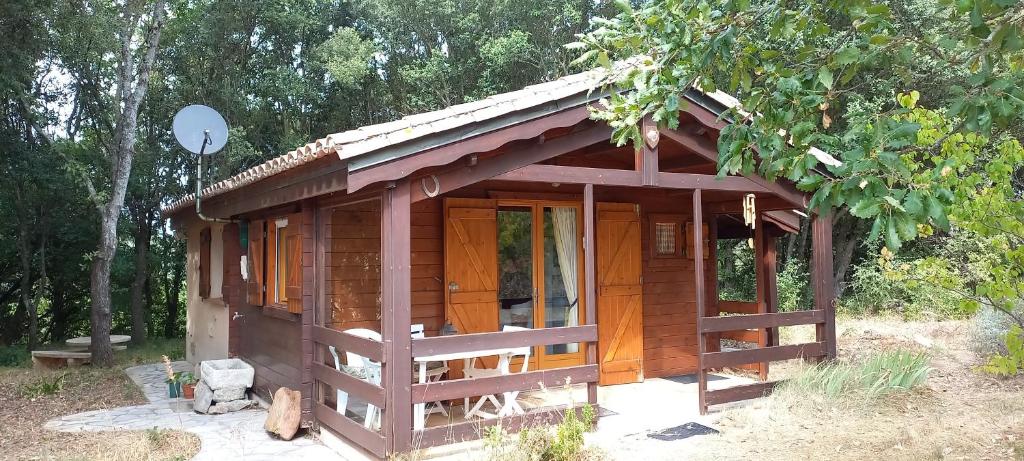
[172,105,232,223]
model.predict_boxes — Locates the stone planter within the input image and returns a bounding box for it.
[167,382,182,398]
[200,359,254,390]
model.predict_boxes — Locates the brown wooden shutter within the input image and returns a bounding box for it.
[247,220,265,306]
[285,212,303,314]
[199,227,212,299]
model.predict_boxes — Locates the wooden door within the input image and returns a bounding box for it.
[596,202,644,385]
[444,198,500,372]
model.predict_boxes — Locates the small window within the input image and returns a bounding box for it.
[274,218,289,304]
[649,214,683,258]
[654,223,676,255]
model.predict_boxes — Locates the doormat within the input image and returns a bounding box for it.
[647,422,719,441]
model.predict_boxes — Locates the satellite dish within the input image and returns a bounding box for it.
[172,104,228,155]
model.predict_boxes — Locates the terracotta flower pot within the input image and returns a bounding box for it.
[182,383,195,399]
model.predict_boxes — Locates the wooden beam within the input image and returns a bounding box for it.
[311,363,386,408]
[410,325,597,357]
[705,197,799,214]
[703,342,827,369]
[314,402,386,458]
[408,125,614,202]
[812,211,837,359]
[718,300,758,314]
[311,325,384,363]
[693,189,708,415]
[495,164,642,187]
[495,164,766,192]
[659,128,809,207]
[348,105,594,192]
[705,381,781,407]
[655,172,766,192]
[410,365,597,403]
[638,116,658,186]
[700,310,826,333]
[381,180,413,454]
[583,184,598,407]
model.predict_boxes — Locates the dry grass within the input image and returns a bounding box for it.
[675,317,1024,461]
[27,429,200,461]
[0,339,200,461]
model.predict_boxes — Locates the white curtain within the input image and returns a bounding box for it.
[551,208,579,334]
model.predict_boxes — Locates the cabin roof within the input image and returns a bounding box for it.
[162,65,840,215]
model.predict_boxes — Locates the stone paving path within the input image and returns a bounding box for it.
[44,362,343,460]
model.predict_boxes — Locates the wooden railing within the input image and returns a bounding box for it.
[409,325,599,449]
[311,325,387,458]
[698,310,827,411]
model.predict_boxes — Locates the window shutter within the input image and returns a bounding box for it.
[247,220,265,306]
[199,227,211,298]
[285,212,303,314]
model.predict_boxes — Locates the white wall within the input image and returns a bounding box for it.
[185,222,229,364]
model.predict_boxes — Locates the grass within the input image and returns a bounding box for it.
[782,350,932,400]
[0,337,197,461]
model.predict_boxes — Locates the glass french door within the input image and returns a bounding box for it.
[496,200,585,370]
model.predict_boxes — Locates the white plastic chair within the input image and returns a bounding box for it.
[411,324,449,418]
[462,325,532,419]
[328,328,382,430]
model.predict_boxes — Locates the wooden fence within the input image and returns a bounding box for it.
[311,325,387,458]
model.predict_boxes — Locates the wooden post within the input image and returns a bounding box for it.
[692,189,708,415]
[638,116,659,186]
[382,180,413,454]
[583,184,598,408]
[705,217,720,354]
[811,211,837,359]
[753,212,768,381]
[763,233,779,347]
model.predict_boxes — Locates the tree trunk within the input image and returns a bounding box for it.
[88,0,167,367]
[17,220,36,350]
[832,214,862,298]
[90,208,118,366]
[129,211,152,345]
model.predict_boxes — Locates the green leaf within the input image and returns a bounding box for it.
[903,191,924,216]
[850,198,881,218]
[885,216,902,251]
[817,66,834,90]
[835,46,859,65]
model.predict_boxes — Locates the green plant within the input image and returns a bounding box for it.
[19,373,67,399]
[782,350,931,400]
[482,404,599,461]
[980,325,1024,377]
[178,371,197,385]
[547,404,595,461]
[0,346,31,367]
[777,261,811,312]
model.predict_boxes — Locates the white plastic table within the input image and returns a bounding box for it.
[412,348,519,430]
[66,335,131,351]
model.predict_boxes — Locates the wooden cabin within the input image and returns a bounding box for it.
[164,67,838,459]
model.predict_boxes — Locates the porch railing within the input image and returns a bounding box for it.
[697,309,827,410]
[311,325,387,458]
[409,325,599,449]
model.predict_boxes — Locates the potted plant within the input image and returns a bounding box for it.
[180,372,197,399]
[162,355,182,398]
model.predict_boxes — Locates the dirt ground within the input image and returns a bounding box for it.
[665,318,1024,461]
[0,342,200,461]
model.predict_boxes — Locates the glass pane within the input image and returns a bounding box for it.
[498,207,534,329]
[276,225,288,303]
[543,207,579,355]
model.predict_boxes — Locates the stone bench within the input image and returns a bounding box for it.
[31,350,92,369]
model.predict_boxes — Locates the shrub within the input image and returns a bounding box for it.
[840,249,971,320]
[0,345,30,367]
[781,350,931,400]
[777,261,811,312]
[980,325,1024,377]
[19,372,66,399]
[483,404,600,461]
